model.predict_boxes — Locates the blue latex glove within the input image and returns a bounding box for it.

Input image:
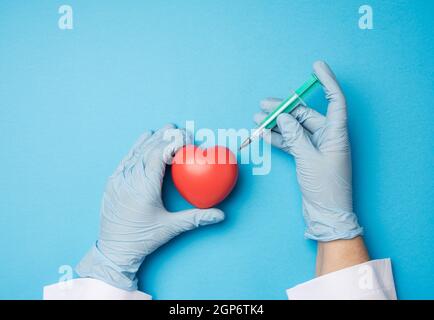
[254,61,363,241]
[76,124,225,291]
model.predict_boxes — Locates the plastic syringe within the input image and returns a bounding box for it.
[239,74,320,150]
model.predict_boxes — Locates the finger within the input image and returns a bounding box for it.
[161,128,192,164]
[115,130,152,173]
[140,125,184,165]
[254,107,326,135]
[262,130,286,149]
[290,106,326,134]
[170,208,225,232]
[260,97,283,113]
[277,113,315,157]
[253,112,267,125]
[253,112,281,133]
[120,127,185,203]
[151,123,177,139]
[117,124,177,173]
[158,123,177,131]
[135,124,177,158]
[313,61,347,125]
[136,128,189,188]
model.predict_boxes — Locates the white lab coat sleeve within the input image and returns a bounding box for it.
[43,278,152,300]
[286,258,397,300]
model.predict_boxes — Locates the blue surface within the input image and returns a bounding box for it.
[0,0,433,299]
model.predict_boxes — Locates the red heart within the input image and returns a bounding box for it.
[172,145,238,209]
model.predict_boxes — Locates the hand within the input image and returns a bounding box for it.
[254,61,363,241]
[76,124,225,291]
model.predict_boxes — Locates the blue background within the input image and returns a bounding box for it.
[0,0,433,299]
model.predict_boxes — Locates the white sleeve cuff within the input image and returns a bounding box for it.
[43,278,152,300]
[286,258,397,300]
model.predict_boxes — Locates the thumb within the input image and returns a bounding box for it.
[170,208,225,232]
[277,113,314,157]
[313,60,348,126]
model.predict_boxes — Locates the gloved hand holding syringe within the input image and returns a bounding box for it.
[240,73,320,149]
[251,61,363,242]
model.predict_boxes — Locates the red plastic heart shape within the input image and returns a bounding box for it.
[172,145,238,209]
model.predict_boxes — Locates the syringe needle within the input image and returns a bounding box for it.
[239,138,251,150]
[239,127,264,150]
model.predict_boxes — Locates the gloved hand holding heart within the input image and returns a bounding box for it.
[172,145,238,208]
